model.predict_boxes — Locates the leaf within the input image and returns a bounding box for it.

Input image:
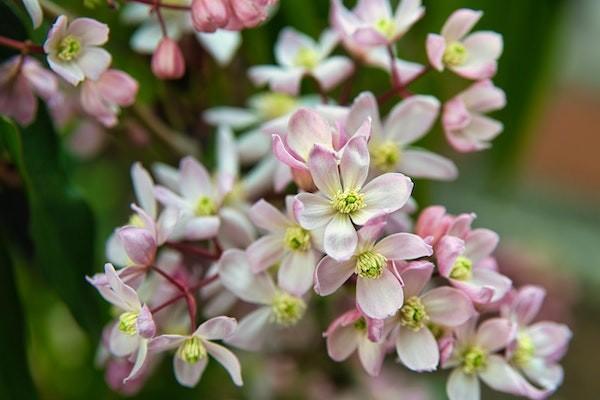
[0,111,103,340]
[0,238,38,400]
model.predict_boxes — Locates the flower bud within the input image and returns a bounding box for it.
[228,0,273,29]
[191,0,230,33]
[151,37,185,80]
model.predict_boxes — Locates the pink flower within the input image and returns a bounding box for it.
[217,249,307,350]
[442,79,506,152]
[415,205,475,246]
[151,37,185,80]
[436,225,512,304]
[314,219,431,319]
[426,8,502,80]
[23,0,43,28]
[0,56,58,125]
[191,0,276,32]
[501,286,572,394]
[249,28,353,95]
[392,261,474,371]
[246,197,322,296]
[331,0,424,46]
[44,15,112,85]
[294,136,413,260]
[191,0,230,32]
[149,316,243,387]
[324,308,387,376]
[444,317,549,400]
[347,92,458,180]
[226,0,277,30]
[87,263,156,383]
[80,69,138,127]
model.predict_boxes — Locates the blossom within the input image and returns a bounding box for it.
[249,27,354,95]
[315,219,431,319]
[442,79,506,152]
[151,37,185,79]
[87,263,156,382]
[218,249,307,350]
[502,286,572,394]
[246,197,322,296]
[23,0,42,28]
[426,8,503,80]
[392,261,474,371]
[80,69,138,127]
[44,15,112,86]
[444,317,549,400]
[347,91,457,180]
[331,0,424,46]
[191,0,276,32]
[0,56,58,125]
[149,316,243,387]
[324,308,387,376]
[294,136,413,260]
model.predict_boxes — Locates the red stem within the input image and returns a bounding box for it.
[166,242,222,260]
[0,36,44,53]
[125,0,190,10]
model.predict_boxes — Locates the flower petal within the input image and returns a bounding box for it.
[326,325,359,361]
[278,250,318,296]
[287,108,334,161]
[441,9,483,42]
[475,318,516,352]
[294,193,335,230]
[78,47,112,81]
[480,355,551,400]
[324,214,358,261]
[195,316,237,341]
[396,327,439,371]
[68,18,109,46]
[184,216,220,241]
[426,33,446,71]
[447,368,480,400]
[527,322,572,360]
[383,95,440,145]
[422,287,475,327]
[374,232,432,260]
[117,227,156,266]
[204,341,243,386]
[314,256,355,295]
[180,156,213,201]
[399,260,433,298]
[399,149,458,181]
[307,144,342,197]
[225,307,272,351]
[247,234,285,273]
[357,337,386,376]
[356,268,403,319]
[218,249,276,305]
[174,354,208,387]
[249,199,291,232]
[312,56,354,90]
[352,173,413,225]
[340,135,370,191]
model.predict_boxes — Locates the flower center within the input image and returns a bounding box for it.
[195,196,216,216]
[57,35,82,61]
[355,250,387,279]
[271,292,306,326]
[331,189,366,215]
[512,332,535,367]
[374,18,397,40]
[118,311,139,336]
[284,226,311,252]
[255,93,298,120]
[370,141,401,171]
[399,296,429,331]
[353,318,367,331]
[128,213,145,228]
[294,47,319,69]
[442,41,468,67]
[177,336,207,364]
[450,256,473,281]
[460,346,488,375]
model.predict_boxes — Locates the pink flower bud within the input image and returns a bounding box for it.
[151,37,185,80]
[191,0,230,33]
[227,0,273,29]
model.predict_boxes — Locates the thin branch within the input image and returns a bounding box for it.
[0,36,44,53]
[124,0,190,10]
[166,241,222,261]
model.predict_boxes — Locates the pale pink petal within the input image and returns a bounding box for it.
[314,256,355,295]
[218,249,277,305]
[148,334,186,353]
[475,318,516,352]
[399,261,433,297]
[217,125,239,182]
[447,368,480,400]
[394,0,425,36]
[78,47,112,81]
[104,263,140,310]
[324,214,358,261]
[44,15,68,51]
[422,287,475,327]
[154,186,189,210]
[480,355,550,399]
[278,251,318,296]
[446,212,476,238]
[275,27,316,67]
[204,341,243,386]
[357,337,386,376]
[522,358,563,391]
[355,0,391,21]
[272,134,307,170]
[453,32,503,80]
[180,156,213,201]
[225,306,272,351]
[447,114,503,153]
[443,97,471,132]
[464,228,498,263]
[217,207,256,249]
[460,79,506,113]
[307,144,342,197]
[184,216,220,241]
[426,33,446,71]
[357,218,386,246]
[294,193,335,230]
[249,199,291,232]
[136,305,156,339]
[46,55,84,86]
[527,322,572,360]
[247,234,285,273]
[23,0,42,28]
[506,286,546,326]
[312,56,354,90]
[109,324,139,356]
[117,227,156,266]
[195,316,237,341]
[346,91,382,138]
[156,208,179,245]
[131,163,156,218]
[68,18,109,46]
[123,339,148,383]
[435,235,465,277]
[174,355,208,387]
[441,9,483,42]
[374,232,432,261]
[356,269,403,319]
[352,173,413,225]
[383,95,440,145]
[288,108,334,158]
[339,135,369,191]
[326,325,359,361]
[463,268,512,303]
[399,149,458,181]
[396,327,439,371]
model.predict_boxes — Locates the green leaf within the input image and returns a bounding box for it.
[0,238,37,400]
[0,111,103,340]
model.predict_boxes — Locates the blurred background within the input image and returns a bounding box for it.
[1,0,599,398]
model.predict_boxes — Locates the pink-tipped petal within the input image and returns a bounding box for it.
[314,256,355,296]
[399,149,458,181]
[308,144,342,197]
[475,318,516,352]
[399,261,434,298]
[117,227,156,266]
[226,306,272,351]
[374,232,432,261]
[426,34,446,71]
[356,269,403,319]
[204,341,243,386]
[441,9,483,42]
[527,322,572,361]
[247,234,285,273]
[68,18,110,46]
[353,173,413,225]
[249,199,290,232]
[435,235,465,277]
[422,287,475,327]
[287,108,334,160]
[340,135,369,191]
[294,193,334,230]
[479,355,551,400]
[218,249,277,305]
[195,316,237,341]
[312,56,354,90]
[384,95,440,145]
[180,156,213,201]
[464,228,498,263]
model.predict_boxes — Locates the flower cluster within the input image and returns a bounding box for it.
[0,0,572,399]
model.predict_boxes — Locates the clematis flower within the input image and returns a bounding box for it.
[315,219,431,319]
[0,56,58,125]
[442,80,506,152]
[502,286,572,395]
[249,27,353,95]
[294,136,413,261]
[149,316,243,387]
[443,317,548,400]
[246,197,322,296]
[23,0,42,28]
[44,15,112,86]
[426,9,503,80]
[436,225,512,304]
[218,249,308,351]
[80,69,138,127]
[87,263,156,382]
[121,1,241,66]
[346,92,457,180]
[324,308,387,376]
[331,0,424,46]
[391,261,474,371]
[151,37,185,80]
